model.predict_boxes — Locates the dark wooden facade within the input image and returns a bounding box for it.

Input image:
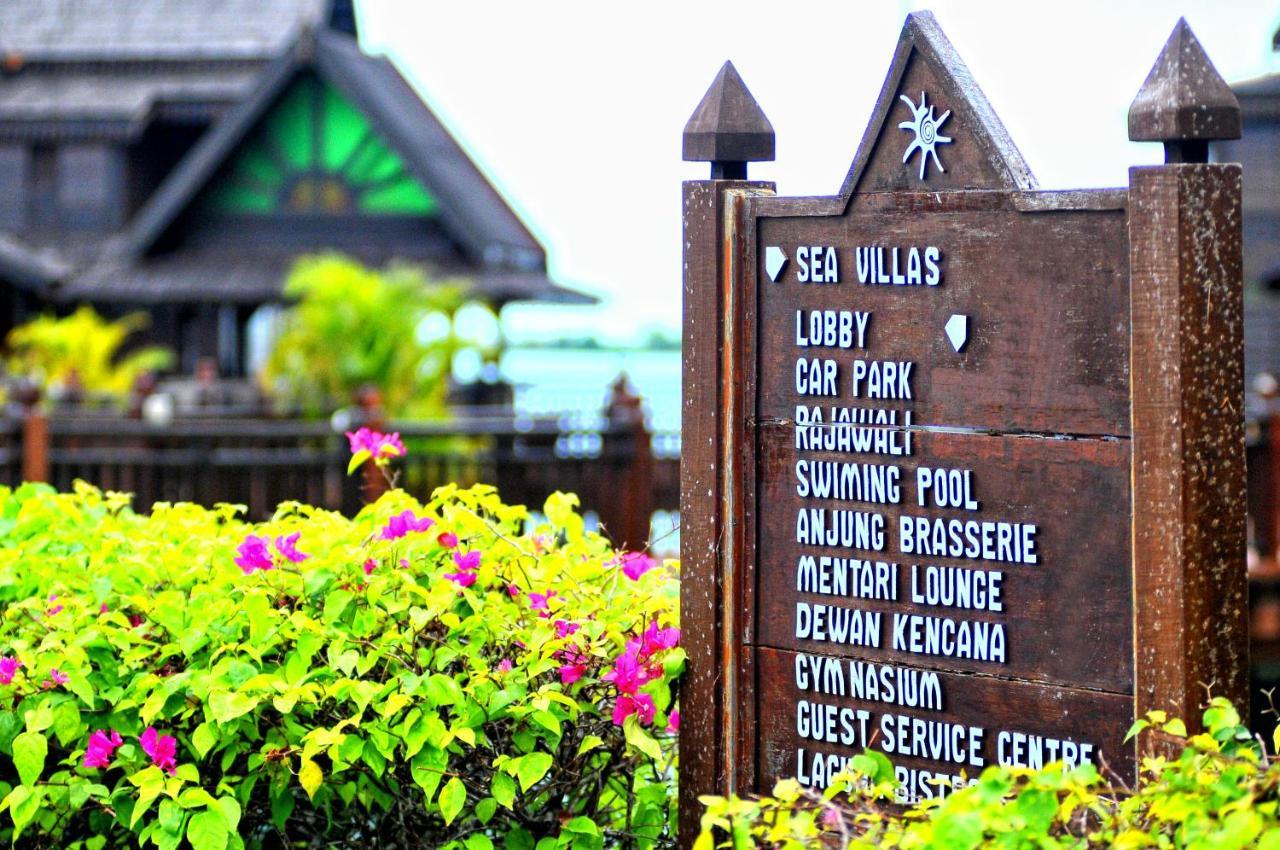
[679,13,1248,840]
[0,0,589,375]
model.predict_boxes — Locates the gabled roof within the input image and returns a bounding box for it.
[0,235,69,292]
[0,0,325,64]
[117,28,548,275]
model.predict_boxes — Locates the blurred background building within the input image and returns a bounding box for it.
[0,0,589,378]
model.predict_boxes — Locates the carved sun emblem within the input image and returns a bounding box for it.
[898,91,952,180]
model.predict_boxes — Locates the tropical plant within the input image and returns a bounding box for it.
[5,306,172,400]
[262,254,494,417]
[696,698,1280,849]
[0,448,679,847]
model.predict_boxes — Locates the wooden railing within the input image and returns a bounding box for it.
[0,407,680,552]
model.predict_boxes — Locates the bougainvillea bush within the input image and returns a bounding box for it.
[696,699,1280,850]
[0,465,680,848]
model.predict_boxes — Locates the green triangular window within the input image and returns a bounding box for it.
[201,74,439,216]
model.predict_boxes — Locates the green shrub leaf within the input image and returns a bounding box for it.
[11,731,46,787]
[515,752,552,792]
[438,777,466,826]
[187,808,230,850]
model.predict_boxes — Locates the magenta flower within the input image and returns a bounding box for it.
[641,623,681,653]
[559,663,586,685]
[273,533,308,563]
[363,559,377,576]
[43,668,69,689]
[129,614,146,628]
[666,710,680,734]
[603,651,652,696]
[345,427,406,468]
[83,729,124,769]
[444,568,478,588]
[497,659,513,674]
[140,727,178,775]
[452,550,480,572]
[554,619,580,638]
[616,552,658,581]
[234,534,274,574]
[528,589,557,612]
[0,657,21,685]
[380,510,434,541]
[46,594,63,616]
[99,603,108,614]
[612,693,656,726]
[507,584,520,598]
[821,806,842,828]
[437,532,459,549]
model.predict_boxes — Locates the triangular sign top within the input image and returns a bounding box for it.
[838,11,1036,201]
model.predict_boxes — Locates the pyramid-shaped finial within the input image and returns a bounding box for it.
[1129,19,1240,161]
[683,61,774,179]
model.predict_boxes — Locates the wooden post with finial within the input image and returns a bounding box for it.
[1128,19,1249,741]
[679,61,774,845]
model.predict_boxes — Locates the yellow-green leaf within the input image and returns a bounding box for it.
[438,776,466,825]
[299,758,323,801]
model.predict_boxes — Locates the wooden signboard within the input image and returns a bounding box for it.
[679,12,1248,841]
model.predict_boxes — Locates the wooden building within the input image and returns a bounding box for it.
[1213,29,1280,392]
[0,0,589,376]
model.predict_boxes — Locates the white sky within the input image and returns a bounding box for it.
[358,0,1280,345]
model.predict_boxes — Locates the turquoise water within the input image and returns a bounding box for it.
[501,347,682,434]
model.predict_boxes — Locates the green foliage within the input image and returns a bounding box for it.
[0,482,679,848]
[263,254,493,417]
[697,699,1280,849]
[5,306,173,398]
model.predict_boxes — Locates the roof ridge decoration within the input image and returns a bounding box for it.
[837,10,1036,204]
[118,28,545,272]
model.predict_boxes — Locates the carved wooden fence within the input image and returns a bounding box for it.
[0,409,680,551]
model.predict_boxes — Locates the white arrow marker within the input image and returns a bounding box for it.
[945,314,969,352]
[765,246,788,282]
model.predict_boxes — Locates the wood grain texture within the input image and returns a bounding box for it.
[1129,164,1249,736]
[754,646,1136,793]
[755,202,1130,436]
[753,425,1133,692]
[679,178,773,841]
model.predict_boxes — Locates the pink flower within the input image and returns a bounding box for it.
[140,727,178,775]
[612,693,656,726]
[444,568,478,588]
[399,558,411,569]
[437,532,459,549]
[129,614,145,628]
[380,510,434,541]
[667,710,680,734]
[46,594,63,616]
[363,559,377,576]
[616,552,657,581]
[640,623,681,654]
[603,651,652,696]
[528,589,557,612]
[554,620,580,638]
[345,428,406,466]
[507,584,520,598]
[83,729,123,769]
[235,534,274,574]
[273,533,308,563]
[42,668,68,689]
[99,603,108,614]
[452,550,480,572]
[497,659,513,673]
[559,664,586,685]
[821,806,842,828]
[0,657,21,685]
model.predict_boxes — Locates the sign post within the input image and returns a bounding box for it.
[679,12,1247,843]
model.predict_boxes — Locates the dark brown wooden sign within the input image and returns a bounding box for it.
[679,12,1248,842]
